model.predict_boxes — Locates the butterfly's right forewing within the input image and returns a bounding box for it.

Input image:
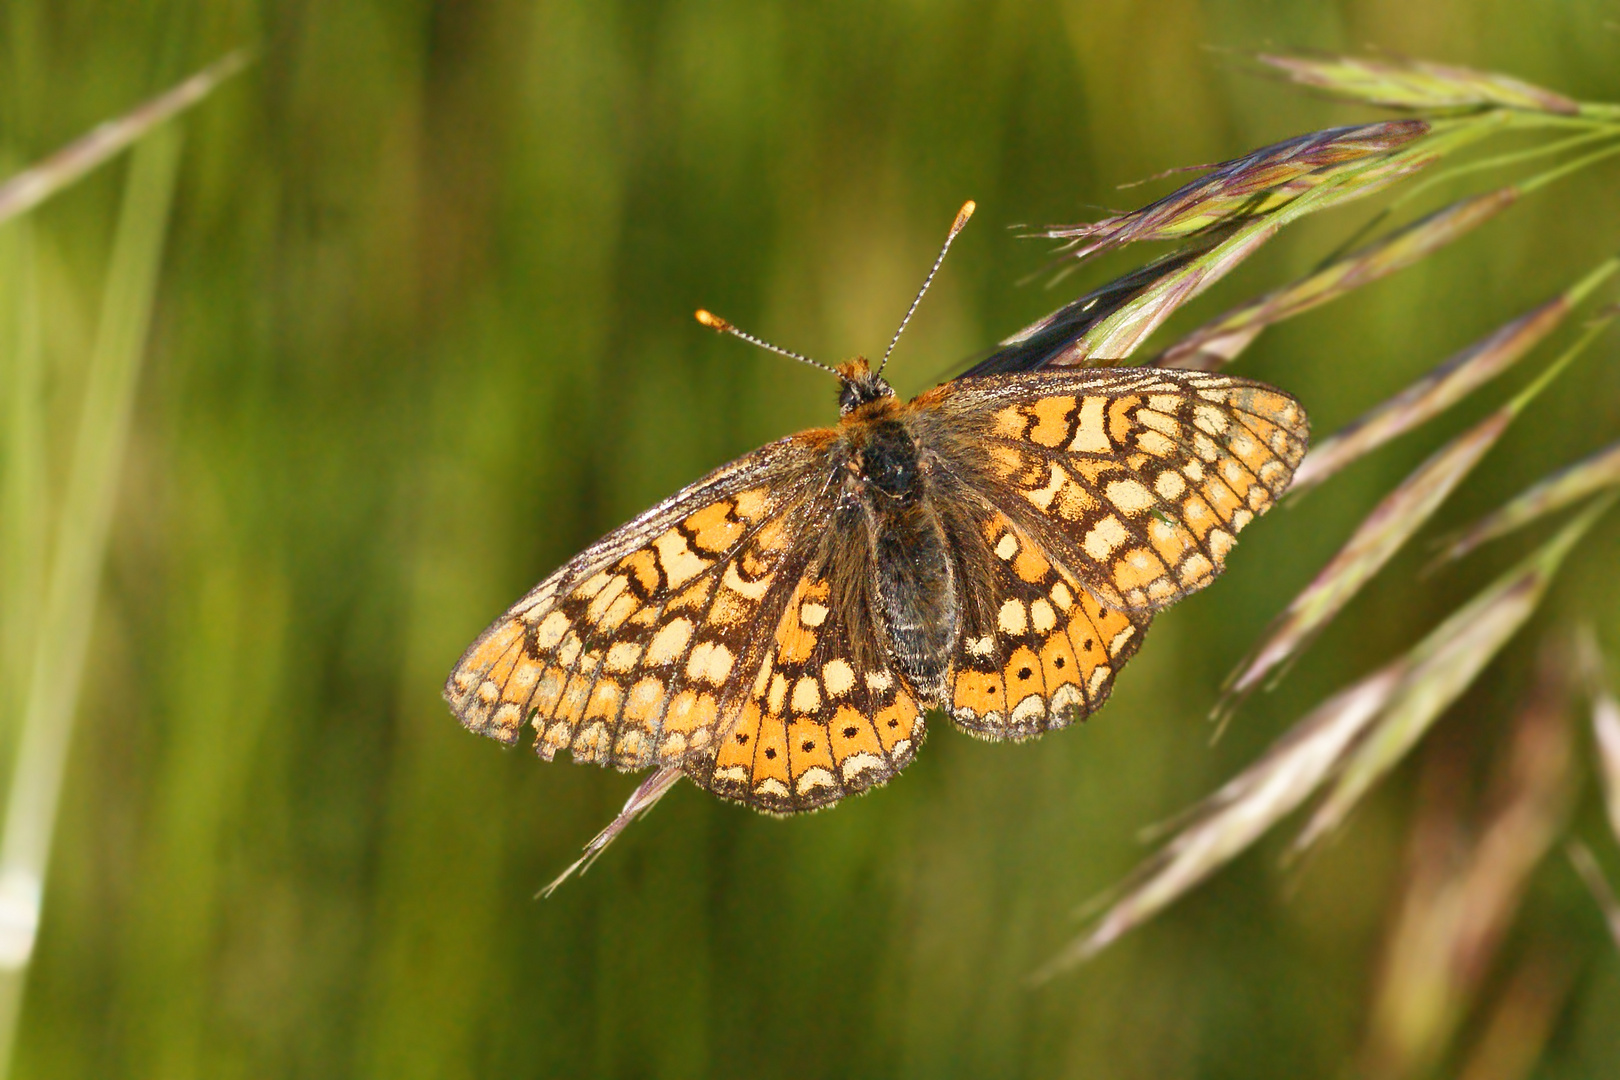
[444,431,837,769]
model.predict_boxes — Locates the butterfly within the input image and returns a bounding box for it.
[444,202,1309,814]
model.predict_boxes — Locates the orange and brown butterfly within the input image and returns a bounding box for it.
[444,202,1309,815]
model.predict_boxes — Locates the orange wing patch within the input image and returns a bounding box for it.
[948,511,1151,739]
[688,571,923,813]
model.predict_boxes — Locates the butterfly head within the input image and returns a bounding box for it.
[835,357,896,415]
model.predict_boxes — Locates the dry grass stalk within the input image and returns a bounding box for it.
[1222,314,1614,709]
[1440,438,1620,562]
[1255,53,1582,115]
[1360,642,1576,1079]
[540,766,683,897]
[1157,189,1522,372]
[1292,257,1616,493]
[0,51,249,226]
[1295,499,1611,851]
[1034,121,1429,262]
[1038,665,1408,976]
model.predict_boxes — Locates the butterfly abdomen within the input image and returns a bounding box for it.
[849,416,958,703]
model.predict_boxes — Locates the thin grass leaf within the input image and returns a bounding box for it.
[1361,641,1576,1077]
[1156,189,1522,371]
[1439,439,1620,561]
[1257,52,1582,115]
[1039,663,1408,974]
[540,767,683,897]
[0,125,182,995]
[0,51,247,226]
[1221,315,1614,708]
[1294,497,1613,851]
[1566,843,1620,952]
[1291,257,1616,493]
[1034,120,1429,261]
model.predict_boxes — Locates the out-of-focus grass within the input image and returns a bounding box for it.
[3,4,1620,1080]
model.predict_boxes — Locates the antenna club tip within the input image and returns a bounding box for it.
[952,200,977,232]
[694,309,731,331]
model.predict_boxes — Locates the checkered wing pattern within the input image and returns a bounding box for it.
[688,568,924,813]
[933,367,1309,613]
[443,433,833,771]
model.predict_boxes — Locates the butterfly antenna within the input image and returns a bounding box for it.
[878,199,976,377]
[694,309,841,377]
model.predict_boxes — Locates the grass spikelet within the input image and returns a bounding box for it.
[1291,257,1616,493]
[1222,314,1614,708]
[1157,189,1525,372]
[0,125,182,1062]
[1438,438,1620,561]
[539,767,683,897]
[0,51,249,226]
[1040,663,1407,975]
[1360,641,1576,1078]
[1035,121,1430,263]
[1294,499,1612,851]
[1256,53,1583,116]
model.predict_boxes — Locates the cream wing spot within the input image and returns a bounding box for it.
[823,659,855,697]
[998,599,1029,636]
[645,618,695,666]
[1083,515,1129,561]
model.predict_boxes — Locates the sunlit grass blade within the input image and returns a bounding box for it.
[1221,314,1614,709]
[1256,52,1583,116]
[540,766,683,898]
[1039,663,1407,975]
[0,52,246,226]
[0,126,182,1066]
[1033,120,1429,262]
[1156,189,1522,371]
[1294,498,1612,852]
[1566,843,1620,952]
[1361,641,1576,1078]
[1438,439,1620,562]
[1291,258,1616,493]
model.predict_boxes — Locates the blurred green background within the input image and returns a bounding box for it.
[5,1,1620,1077]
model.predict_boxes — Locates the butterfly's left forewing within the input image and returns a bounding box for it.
[927,367,1308,613]
[924,366,1307,738]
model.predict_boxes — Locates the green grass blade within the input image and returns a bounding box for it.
[0,124,182,1071]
